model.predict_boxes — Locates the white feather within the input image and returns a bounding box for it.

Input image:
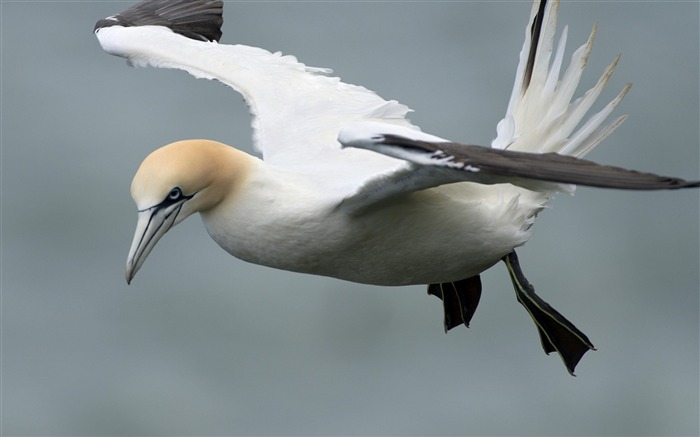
[492,0,628,165]
[96,24,415,198]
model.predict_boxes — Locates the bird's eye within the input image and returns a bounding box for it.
[167,187,183,201]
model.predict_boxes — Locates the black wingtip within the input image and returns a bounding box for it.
[381,133,700,191]
[95,0,224,43]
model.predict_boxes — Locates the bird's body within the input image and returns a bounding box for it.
[96,0,699,374]
[137,139,542,286]
[204,161,542,286]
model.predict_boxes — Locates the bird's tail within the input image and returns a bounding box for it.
[492,0,630,160]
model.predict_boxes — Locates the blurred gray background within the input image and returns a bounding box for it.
[2,1,698,435]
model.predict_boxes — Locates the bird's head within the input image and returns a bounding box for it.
[125,139,250,284]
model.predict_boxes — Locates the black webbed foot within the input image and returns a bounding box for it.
[428,276,482,332]
[503,251,595,375]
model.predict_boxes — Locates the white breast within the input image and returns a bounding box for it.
[200,163,546,285]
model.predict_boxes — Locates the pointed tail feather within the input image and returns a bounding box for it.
[493,0,628,162]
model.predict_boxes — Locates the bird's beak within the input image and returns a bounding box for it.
[125,206,180,284]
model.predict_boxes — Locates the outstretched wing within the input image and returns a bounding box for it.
[336,0,697,212]
[338,122,699,212]
[94,0,415,176]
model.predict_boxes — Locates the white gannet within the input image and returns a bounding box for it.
[94,0,699,375]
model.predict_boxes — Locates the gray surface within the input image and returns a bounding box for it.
[2,1,698,435]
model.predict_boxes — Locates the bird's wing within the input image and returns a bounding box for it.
[335,0,660,213]
[337,122,699,213]
[94,0,413,182]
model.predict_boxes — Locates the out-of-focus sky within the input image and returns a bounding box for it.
[2,1,698,435]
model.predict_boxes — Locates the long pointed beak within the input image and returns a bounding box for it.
[125,206,179,284]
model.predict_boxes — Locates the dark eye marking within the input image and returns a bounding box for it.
[167,187,183,201]
[157,187,195,208]
[136,188,193,213]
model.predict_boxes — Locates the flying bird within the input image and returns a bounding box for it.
[94,0,699,375]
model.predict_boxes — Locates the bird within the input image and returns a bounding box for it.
[94,0,699,375]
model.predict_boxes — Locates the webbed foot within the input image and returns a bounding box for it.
[503,251,595,375]
[428,276,482,332]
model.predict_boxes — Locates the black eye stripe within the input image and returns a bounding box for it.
[159,187,195,207]
[136,188,195,213]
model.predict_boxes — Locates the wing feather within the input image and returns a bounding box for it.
[94,0,223,42]
[95,0,415,178]
[338,122,699,212]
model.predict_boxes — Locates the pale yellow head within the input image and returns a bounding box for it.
[126,139,253,283]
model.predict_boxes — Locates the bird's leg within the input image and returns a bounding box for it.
[502,251,595,375]
[428,276,482,332]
